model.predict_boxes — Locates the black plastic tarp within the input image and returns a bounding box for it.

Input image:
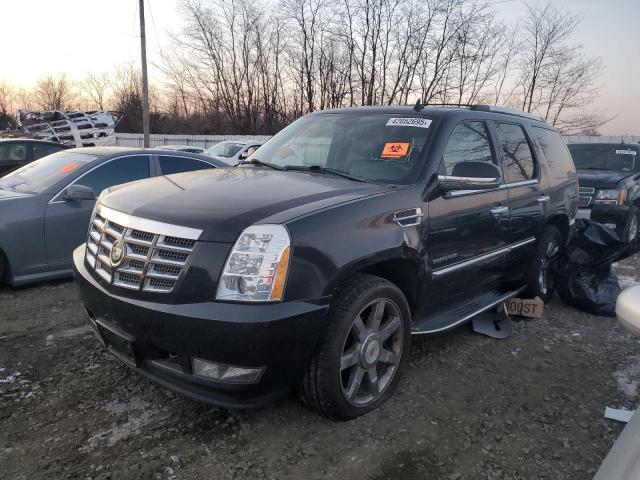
[557,219,640,316]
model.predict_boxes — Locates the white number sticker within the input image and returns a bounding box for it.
[616,149,637,156]
[386,117,432,129]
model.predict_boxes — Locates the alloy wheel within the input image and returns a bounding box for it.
[539,241,560,296]
[629,215,638,241]
[340,298,404,406]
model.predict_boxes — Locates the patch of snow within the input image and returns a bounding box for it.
[45,325,93,347]
[614,356,640,399]
[103,398,147,414]
[619,275,640,289]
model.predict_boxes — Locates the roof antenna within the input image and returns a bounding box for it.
[413,98,424,111]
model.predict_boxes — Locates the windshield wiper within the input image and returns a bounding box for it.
[237,158,285,170]
[283,165,368,183]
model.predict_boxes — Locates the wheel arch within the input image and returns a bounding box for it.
[324,248,424,314]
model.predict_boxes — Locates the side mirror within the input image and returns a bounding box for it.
[238,152,248,161]
[63,184,96,201]
[438,161,502,192]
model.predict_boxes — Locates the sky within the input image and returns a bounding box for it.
[0,0,638,135]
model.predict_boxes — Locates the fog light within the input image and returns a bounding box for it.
[191,358,264,384]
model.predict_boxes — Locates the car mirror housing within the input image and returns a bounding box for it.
[438,160,502,192]
[63,184,96,201]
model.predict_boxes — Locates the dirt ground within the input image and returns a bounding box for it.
[2,258,640,480]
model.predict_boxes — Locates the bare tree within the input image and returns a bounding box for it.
[517,2,578,113]
[79,72,111,110]
[33,74,73,110]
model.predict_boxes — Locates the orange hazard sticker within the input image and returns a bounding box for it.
[60,163,80,174]
[381,142,410,158]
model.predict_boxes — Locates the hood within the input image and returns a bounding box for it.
[577,170,636,189]
[102,168,389,242]
[0,188,32,201]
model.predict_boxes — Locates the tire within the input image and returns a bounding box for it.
[622,206,639,243]
[299,273,411,420]
[0,252,5,283]
[525,225,563,303]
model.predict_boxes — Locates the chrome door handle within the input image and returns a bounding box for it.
[490,206,509,217]
[537,195,550,203]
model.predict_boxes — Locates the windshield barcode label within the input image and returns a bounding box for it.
[386,118,432,129]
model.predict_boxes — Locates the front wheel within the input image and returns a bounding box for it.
[622,206,639,243]
[299,274,411,420]
[525,225,562,303]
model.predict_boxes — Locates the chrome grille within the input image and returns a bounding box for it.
[578,195,592,207]
[85,204,202,293]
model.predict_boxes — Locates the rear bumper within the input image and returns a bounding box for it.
[72,245,330,409]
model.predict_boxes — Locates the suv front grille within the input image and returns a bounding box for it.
[85,205,202,293]
[578,186,595,208]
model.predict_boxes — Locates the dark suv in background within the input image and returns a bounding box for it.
[73,104,577,420]
[0,138,69,175]
[569,143,640,241]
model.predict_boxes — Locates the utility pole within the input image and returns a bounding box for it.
[139,0,150,148]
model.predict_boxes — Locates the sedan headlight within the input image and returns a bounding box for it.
[216,224,291,302]
[595,189,625,205]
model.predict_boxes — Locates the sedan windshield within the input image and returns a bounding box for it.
[0,151,99,194]
[248,113,433,184]
[569,145,639,172]
[206,142,246,158]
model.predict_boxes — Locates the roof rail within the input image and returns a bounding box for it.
[470,104,543,121]
[422,103,473,108]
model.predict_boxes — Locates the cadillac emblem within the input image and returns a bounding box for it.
[110,239,125,268]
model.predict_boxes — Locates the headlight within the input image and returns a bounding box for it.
[216,224,291,302]
[595,189,625,205]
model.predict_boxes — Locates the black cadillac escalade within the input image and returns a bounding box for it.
[73,105,577,420]
[569,143,640,242]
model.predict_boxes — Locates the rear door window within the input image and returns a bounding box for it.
[158,155,214,175]
[33,143,65,159]
[495,123,537,182]
[441,121,495,175]
[75,155,151,196]
[531,127,576,178]
[0,142,28,165]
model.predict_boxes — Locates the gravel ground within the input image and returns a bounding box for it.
[1,257,640,480]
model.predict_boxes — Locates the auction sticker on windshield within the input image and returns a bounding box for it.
[616,149,637,156]
[381,142,410,158]
[386,117,432,129]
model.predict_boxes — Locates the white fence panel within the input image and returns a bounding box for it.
[564,135,640,144]
[112,133,273,149]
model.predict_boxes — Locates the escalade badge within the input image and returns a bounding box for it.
[110,240,125,268]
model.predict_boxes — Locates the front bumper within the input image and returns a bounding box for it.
[73,245,330,409]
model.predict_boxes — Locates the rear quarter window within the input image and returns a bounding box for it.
[532,127,576,179]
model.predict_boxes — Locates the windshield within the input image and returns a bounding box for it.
[206,142,245,158]
[569,145,639,172]
[0,151,99,194]
[248,113,433,184]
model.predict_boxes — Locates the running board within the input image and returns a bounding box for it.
[411,285,526,335]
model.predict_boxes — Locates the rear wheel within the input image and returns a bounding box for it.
[525,226,562,303]
[299,274,411,420]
